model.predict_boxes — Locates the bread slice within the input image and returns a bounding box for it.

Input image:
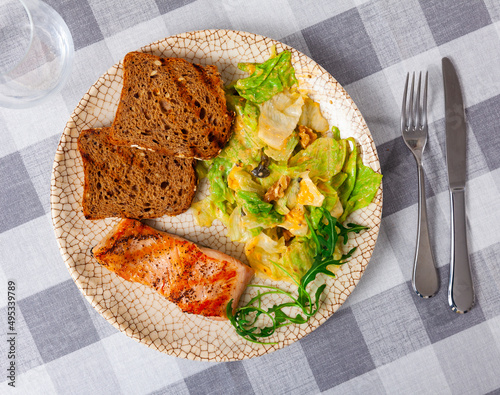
[78,127,197,220]
[109,52,234,160]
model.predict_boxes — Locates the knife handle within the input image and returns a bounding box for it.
[412,163,440,298]
[448,188,474,313]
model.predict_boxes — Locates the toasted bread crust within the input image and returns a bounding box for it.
[109,52,234,159]
[78,127,197,220]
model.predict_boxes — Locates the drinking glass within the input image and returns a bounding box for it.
[0,0,74,108]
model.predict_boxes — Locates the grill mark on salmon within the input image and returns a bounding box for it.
[91,219,254,320]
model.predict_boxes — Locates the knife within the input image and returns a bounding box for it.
[442,57,474,313]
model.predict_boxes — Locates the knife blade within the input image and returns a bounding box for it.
[442,57,474,313]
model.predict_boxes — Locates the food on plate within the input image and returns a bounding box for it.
[192,49,383,283]
[78,127,197,219]
[189,48,382,343]
[81,47,381,343]
[109,51,234,160]
[227,208,370,343]
[92,218,254,320]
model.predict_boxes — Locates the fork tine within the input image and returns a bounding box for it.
[401,72,409,132]
[408,72,415,129]
[422,71,428,127]
[415,72,422,128]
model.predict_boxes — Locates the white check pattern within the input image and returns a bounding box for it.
[1,0,500,393]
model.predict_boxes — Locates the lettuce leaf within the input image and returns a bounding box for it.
[338,138,357,207]
[226,92,261,132]
[281,237,316,281]
[228,166,266,195]
[208,157,235,212]
[317,182,341,214]
[283,177,301,210]
[258,162,288,190]
[307,206,324,230]
[191,198,217,227]
[245,232,287,280]
[241,211,282,230]
[340,156,382,222]
[236,190,272,215]
[225,91,244,113]
[218,137,260,169]
[237,62,257,75]
[331,172,347,190]
[288,137,346,182]
[191,196,232,228]
[235,51,298,104]
[219,96,262,167]
[195,160,210,180]
[236,191,284,227]
[274,195,290,215]
[242,100,260,132]
[264,131,299,162]
[331,126,341,140]
[227,206,262,242]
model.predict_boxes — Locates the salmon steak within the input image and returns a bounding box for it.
[92,219,254,320]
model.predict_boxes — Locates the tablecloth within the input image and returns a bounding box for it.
[1,0,500,393]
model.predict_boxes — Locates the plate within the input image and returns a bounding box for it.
[50,29,382,361]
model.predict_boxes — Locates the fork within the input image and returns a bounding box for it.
[401,72,439,298]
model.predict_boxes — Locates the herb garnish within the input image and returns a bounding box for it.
[227,208,369,344]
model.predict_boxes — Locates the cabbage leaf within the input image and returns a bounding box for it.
[298,97,329,133]
[245,232,287,280]
[257,90,304,150]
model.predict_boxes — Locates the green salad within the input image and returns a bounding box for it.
[192,48,382,283]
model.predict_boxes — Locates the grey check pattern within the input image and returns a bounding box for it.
[1,0,500,393]
[302,8,382,86]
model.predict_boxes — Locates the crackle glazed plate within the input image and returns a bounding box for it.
[50,29,383,361]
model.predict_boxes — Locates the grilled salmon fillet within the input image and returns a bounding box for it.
[91,219,254,320]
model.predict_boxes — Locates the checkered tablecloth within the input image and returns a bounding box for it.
[2,0,500,393]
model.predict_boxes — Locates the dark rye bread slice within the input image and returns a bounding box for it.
[109,51,234,160]
[78,127,197,220]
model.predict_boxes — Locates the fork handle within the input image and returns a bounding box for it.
[448,188,474,313]
[412,163,439,297]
